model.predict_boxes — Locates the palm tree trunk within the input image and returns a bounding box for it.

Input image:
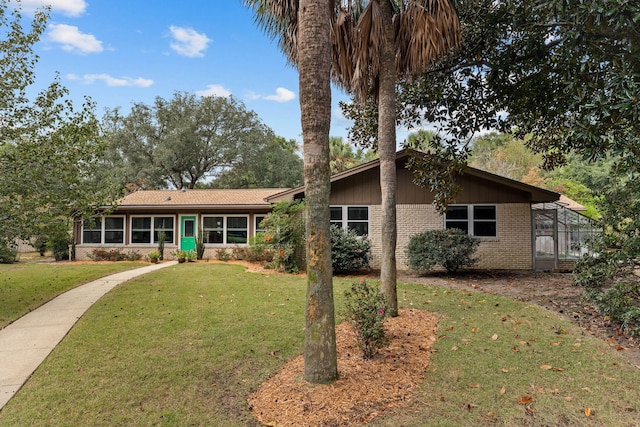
[298,0,338,383]
[378,0,399,317]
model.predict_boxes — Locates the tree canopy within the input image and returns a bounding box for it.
[102,92,277,190]
[0,1,118,249]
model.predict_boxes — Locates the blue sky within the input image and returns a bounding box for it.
[21,0,369,143]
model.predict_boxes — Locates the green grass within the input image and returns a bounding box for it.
[0,261,147,328]
[1,264,639,426]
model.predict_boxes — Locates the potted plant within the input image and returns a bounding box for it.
[172,250,187,263]
[148,251,160,263]
[186,250,197,262]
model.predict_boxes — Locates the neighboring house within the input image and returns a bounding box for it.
[73,150,590,271]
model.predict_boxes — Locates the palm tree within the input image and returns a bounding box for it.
[332,1,460,316]
[245,0,338,383]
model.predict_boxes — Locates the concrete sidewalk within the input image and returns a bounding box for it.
[0,261,177,410]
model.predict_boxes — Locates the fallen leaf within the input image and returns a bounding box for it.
[501,368,509,373]
[540,364,552,370]
[451,346,459,351]
[552,367,565,371]
[492,333,498,340]
[500,385,506,395]
[469,383,480,388]
[616,345,625,351]
[512,347,520,352]
[582,387,592,392]
[549,341,561,346]
[471,327,477,333]
[565,396,573,401]
[585,407,593,417]
[518,396,533,404]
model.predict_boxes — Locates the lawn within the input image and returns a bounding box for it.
[0,263,638,426]
[0,261,147,329]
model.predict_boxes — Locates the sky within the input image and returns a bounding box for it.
[19,0,385,144]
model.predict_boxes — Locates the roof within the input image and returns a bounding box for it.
[267,149,560,204]
[558,195,587,212]
[117,188,288,210]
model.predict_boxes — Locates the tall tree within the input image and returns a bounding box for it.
[332,1,461,316]
[246,0,338,383]
[102,92,272,190]
[329,136,371,173]
[208,136,303,189]
[0,1,117,249]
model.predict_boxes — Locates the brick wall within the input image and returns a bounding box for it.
[368,203,533,271]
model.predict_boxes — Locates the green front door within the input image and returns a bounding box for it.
[180,216,197,251]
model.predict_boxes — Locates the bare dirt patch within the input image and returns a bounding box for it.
[248,309,438,427]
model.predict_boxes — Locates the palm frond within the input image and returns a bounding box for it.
[396,0,461,77]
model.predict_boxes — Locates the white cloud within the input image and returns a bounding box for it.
[169,26,211,58]
[18,0,87,17]
[264,87,296,103]
[48,24,102,54]
[247,87,296,103]
[67,73,154,87]
[196,84,232,98]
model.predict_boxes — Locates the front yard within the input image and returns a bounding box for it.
[0,262,638,426]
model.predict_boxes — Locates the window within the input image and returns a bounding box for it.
[154,217,174,243]
[255,215,266,235]
[445,205,497,237]
[202,215,249,244]
[82,216,125,244]
[330,206,369,236]
[131,216,174,244]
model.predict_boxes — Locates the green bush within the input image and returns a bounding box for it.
[342,280,389,359]
[47,234,71,261]
[258,200,305,273]
[0,243,17,264]
[331,225,371,274]
[406,228,479,273]
[216,249,231,261]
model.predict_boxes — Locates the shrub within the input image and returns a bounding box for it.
[0,243,17,264]
[331,225,371,274]
[244,237,275,262]
[406,228,479,273]
[89,248,129,262]
[147,251,160,263]
[47,233,71,261]
[342,280,389,359]
[216,249,231,261]
[258,200,305,273]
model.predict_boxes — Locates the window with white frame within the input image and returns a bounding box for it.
[202,215,249,244]
[131,216,174,244]
[330,206,369,236]
[82,216,125,244]
[445,205,497,237]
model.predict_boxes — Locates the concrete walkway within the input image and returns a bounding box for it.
[0,261,177,410]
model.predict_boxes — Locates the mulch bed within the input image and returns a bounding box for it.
[248,309,438,427]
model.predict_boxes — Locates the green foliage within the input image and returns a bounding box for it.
[342,280,389,359]
[147,251,160,262]
[0,2,120,245]
[185,250,197,262]
[157,232,165,260]
[208,136,304,189]
[47,233,71,262]
[0,242,17,264]
[406,228,479,273]
[258,200,305,273]
[574,169,640,336]
[195,232,205,260]
[330,225,371,274]
[102,92,277,190]
[216,249,231,261]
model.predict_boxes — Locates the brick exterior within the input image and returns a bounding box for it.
[368,203,533,271]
